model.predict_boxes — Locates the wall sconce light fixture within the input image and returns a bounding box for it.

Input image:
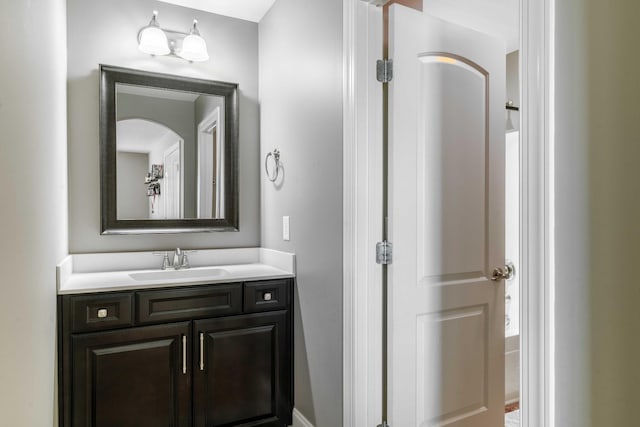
[138,11,209,62]
[505,100,519,132]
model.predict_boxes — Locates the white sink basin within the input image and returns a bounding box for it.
[129,267,229,282]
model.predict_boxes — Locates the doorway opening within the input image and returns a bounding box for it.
[505,50,521,426]
[344,0,553,426]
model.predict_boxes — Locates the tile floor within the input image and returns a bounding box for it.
[505,401,519,427]
[505,409,520,427]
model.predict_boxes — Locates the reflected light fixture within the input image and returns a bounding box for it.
[137,11,209,62]
[506,110,515,132]
[505,100,519,132]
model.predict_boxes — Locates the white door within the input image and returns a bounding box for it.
[163,142,182,219]
[388,5,505,427]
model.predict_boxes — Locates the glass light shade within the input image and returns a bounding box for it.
[138,26,170,56]
[506,110,515,132]
[179,34,209,62]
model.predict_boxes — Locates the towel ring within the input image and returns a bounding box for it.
[265,149,280,182]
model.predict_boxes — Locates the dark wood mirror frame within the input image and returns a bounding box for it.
[99,64,239,234]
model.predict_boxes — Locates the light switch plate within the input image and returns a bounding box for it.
[283,216,290,241]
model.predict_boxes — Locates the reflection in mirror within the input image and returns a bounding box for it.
[115,84,225,220]
[100,65,238,234]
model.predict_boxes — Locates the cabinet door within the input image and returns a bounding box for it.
[194,312,291,427]
[72,322,191,427]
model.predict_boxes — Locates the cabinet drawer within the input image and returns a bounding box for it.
[136,284,242,324]
[69,293,133,332]
[244,280,290,313]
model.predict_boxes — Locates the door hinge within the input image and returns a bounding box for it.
[376,59,393,83]
[376,241,393,265]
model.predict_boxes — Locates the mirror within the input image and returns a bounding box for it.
[100,65,239,234]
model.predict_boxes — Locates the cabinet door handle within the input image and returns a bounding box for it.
[182,335,187,375]
[199,332,205,371]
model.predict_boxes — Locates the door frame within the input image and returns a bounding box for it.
[342,0,556,425]
[197,107,223,219]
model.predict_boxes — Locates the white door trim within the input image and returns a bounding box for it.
[197,107,222,218]
[342,1,384,426]
[519,0,556,425]
[342,0,555,426]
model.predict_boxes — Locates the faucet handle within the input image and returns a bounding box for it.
[152,252,170,270]
[181,250,197,269]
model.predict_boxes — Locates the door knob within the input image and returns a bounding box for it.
[491,262,515,281]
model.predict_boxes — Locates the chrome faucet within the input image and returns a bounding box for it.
[153,248,193,270]
[173,248,183,269]
[172,248,193,270]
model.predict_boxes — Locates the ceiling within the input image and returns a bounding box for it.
[157,0,277,23]
[422,0,519,52]
[157,0,518,52]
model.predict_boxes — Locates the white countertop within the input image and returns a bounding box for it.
[57,248,295,295]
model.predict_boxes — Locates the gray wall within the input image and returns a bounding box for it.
[0,0,68,425]
[554,1,590,425]
[555,0,640,425]
[116,151,149,219]
[195,94,225,125]
[259,1,344,426]
[506,50,519,131]
[67,0,260,252]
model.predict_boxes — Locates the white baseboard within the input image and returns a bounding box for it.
[292,408,314,427]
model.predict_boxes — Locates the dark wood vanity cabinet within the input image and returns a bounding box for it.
[71,322,192,427]
[58,279,293,427]
[194,312,290,427]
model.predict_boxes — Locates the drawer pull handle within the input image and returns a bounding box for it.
[97,308,108,318]
[182,335,187,375]
[199,333,205,371]
[264,292,272,301]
